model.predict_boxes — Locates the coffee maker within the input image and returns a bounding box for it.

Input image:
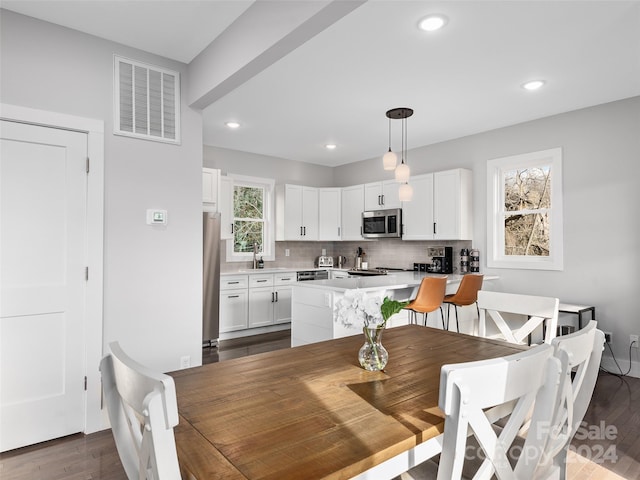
[427,246,453,274]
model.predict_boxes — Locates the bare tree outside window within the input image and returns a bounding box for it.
[503,167,551,256]
[233,185,264,253]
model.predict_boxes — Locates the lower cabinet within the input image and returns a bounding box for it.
[221,272,296,334]
[219,275,249,333]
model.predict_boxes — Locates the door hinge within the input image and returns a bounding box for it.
[85,266,89,281]
[86,157,90,174]
[84,376,88,391]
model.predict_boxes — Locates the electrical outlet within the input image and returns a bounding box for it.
[604,332,612,344]
[180,355,191,369]
[630,335,639,348]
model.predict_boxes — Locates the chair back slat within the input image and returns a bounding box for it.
[477,291,559,345]
[436,343,563,480]
[100,342,181,480]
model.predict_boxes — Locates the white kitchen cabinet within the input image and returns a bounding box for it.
[248,273,296,328]
[219,275,249,333]
[329,270,350,279]
[364,180,401,210]
[434,169,473,240]
[202,167,220,208]
[341,184,365,240]
[401,173,434,240]
[219,175,234,240]
[318,187,341,240]
[276,184,319,241]
[401,168,472,241]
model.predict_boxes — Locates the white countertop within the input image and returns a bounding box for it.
[292,272,498,293]
[221,267,348,276]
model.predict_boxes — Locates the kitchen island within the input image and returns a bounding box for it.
[291,272,497,346]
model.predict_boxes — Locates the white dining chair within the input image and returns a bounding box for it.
[476,290,559,345]
[398,343,563,480]
[536,321,605,479]
[100,342,182,480]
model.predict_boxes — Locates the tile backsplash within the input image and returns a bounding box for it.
[221,239,474,273]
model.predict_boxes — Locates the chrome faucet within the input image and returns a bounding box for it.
[253,242,258,269]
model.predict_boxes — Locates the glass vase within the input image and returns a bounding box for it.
[358,326,388,371]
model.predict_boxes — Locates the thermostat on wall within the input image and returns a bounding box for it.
[146,209,167,225]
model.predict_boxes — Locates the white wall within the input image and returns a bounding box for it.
[335,97,640,376]
[204,145,334,187]
[1,11,204,373]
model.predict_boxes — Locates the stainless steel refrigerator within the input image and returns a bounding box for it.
[203,211,221,347]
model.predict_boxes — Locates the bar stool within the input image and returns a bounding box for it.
[405,276,448,328]
[442,274,484,332]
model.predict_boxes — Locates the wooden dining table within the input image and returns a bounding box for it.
[169,325,525,480]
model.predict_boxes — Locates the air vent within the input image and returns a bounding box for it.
[114,56,180,144]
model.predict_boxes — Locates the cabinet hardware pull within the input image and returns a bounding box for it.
[231,224,234,234]
[257,279,267,283]
[381,194,385,205]
[228,281,239,284]
[433,222,436,234]
[271,292,275,302]
[303,226,306,236]
[338,227,340,236]
[275,291,279,302]
[300,226,303,236]
[281,278,291,281]
[228,295,239,299]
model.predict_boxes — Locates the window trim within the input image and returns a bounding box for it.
[226,174,275,263]
[486,148,564,271]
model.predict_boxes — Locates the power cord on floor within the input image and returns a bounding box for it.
[599,340,637,377]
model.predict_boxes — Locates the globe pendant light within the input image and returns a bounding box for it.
[383,116,397,170]
[399,182,414,202]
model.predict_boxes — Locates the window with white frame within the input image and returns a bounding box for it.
[487,148,563,270]
[226,175,275,262]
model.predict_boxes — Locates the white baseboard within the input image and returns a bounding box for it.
[600,353,640,379]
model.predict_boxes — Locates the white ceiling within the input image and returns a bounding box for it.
[3,1,640,167]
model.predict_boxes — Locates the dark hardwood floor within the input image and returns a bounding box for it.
[1,331,638,480]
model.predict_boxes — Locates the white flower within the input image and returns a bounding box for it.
[335,290,383,328]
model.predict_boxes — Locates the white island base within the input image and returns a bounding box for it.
[291,272,497,347]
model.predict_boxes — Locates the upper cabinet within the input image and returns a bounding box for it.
[433,168,472,240]
[401,173,434,240]
[341,184,365,241]
[202,167,220,209]
[364,180,401,210]
[276,184,319,241]
[219,175,234,240]
[401,168,472,241]
[318,188,341,241]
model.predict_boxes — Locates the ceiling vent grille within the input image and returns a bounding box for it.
[114,56,180,144]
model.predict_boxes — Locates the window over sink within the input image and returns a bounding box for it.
[226,175,275,262]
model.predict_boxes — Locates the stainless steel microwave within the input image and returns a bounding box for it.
[362,208,402,238]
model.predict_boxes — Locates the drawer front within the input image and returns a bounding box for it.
[274,273,296,286]
[221,275,248,290]
[249,274,274,288]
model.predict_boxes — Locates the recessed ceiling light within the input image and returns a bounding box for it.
[225,121,240,129]
[418,14,448,32]
[522,80,546,91]
[325,144,337,150]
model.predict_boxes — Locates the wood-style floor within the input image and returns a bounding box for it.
[1,331,638,480]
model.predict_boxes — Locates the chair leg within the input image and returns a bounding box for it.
[440,306,445,330]
[454,305,460,333]
[445,303,451,330]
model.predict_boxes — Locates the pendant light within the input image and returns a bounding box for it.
[384,108,413,183]
[382,116,397,170]
[399,182,414,202]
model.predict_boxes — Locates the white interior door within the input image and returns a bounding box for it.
[0,120,87,452]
